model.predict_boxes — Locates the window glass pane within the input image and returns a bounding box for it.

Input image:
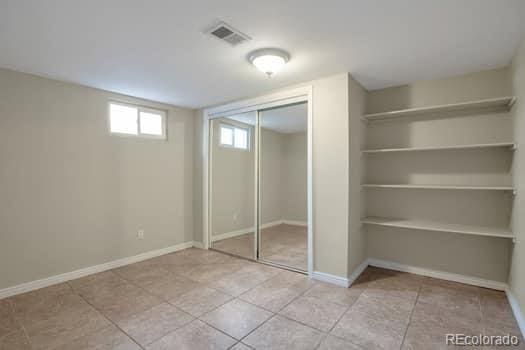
[234,128,248,149]
[220,126,233,146]
[140,111,163,136]
[110,103,138,134]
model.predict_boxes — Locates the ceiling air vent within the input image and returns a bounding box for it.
[207,21,251,46]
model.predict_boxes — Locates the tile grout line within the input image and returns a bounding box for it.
[69,284,147,350]
[399,284,422,350]
[7,298,34,350]
[236,277,321,346]
[320,277,371,350]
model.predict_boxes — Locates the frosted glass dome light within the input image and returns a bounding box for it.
[248,48,290,77]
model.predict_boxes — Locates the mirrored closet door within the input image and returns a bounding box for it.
[209,102,308,272]
[209,112,257,260]
[258,103,308,271]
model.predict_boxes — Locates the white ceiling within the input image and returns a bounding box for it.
[1,0,524,109]
[228,103,307,134]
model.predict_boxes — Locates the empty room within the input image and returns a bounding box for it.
[1,1,525,349]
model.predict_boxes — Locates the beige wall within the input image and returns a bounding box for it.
[366,67,511,113]
[509,39,525,321]
[210,118,255,236]
[210,122,307,237]
[280,132,307,222]
[311,74,351,278]
[365,68,513,282]
[0,68,195,290]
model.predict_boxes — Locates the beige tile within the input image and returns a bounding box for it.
[243,315,324,350]
[200,299,272,340]
[15,293,95,328]
[117,303,194,346]
[239,272,314,312]
[84,282,162,322]
[70,271,129,300]
[54,324,141,350]
[181,248,238,265]
[113,262,174,287]
[208,263,280,296]
[279,295,347,332]
[482,319,525,350]
[331,292,414,350]
[364,270,421,302]
[144,275,202,302]
[24,301,111,350]
[403,300,484,349]
[9,283,74,320]
[0,331,32,350]
[230,342,253,350]
[0,300,20,338]
[418,281,482,321]
[317,335,364,350]
[172,287,233,317]
[180,262,245,283]
[304,282,362,307]
[146,319,236,350]
[480,289,516,326]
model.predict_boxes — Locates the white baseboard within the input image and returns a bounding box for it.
[260,220,286,229]
[505,288,525,338]
[211,227,253,242]
[282,220,308,227]
[311,271,350,287]
[0,241,193,300]
[347,259,369,287]
[211,220,294,242]
[367,258,507,291]
[192,241,204,249]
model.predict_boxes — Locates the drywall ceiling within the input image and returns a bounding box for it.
[1,0,524,108]
[228,103,307,134]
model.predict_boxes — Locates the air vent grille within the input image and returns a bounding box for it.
[207,21,250,46]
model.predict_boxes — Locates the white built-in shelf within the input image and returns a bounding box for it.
[362,216,514,239]
[362,142,516,154]
[363,96,516,122]
[362,184,515,193]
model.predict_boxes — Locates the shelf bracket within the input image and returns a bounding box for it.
[511,144,518,151]
[513,237,517,244]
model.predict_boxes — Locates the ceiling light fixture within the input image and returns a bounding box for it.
[248,48,290,77]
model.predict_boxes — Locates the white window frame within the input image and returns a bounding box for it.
[219,123,250,150]
[108,101,167,140]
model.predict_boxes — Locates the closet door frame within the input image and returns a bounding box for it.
[202,86,314,276]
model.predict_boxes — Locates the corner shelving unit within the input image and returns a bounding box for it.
[363,96,515,122]
[362,142,516,154]
[362,95,516,241]
[362,217,514,240]
[362,184,516,194]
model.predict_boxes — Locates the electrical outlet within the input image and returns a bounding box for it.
[137,230,145,239]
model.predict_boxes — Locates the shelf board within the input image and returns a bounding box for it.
[362,184,515,192]
[363,96,516,122]
[362,217,514,239]
[362,142,516,154]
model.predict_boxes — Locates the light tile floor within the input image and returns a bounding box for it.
[212,224,307,271]
[1,248,523,350]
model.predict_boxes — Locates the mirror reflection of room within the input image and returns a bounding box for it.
[210,113,256,260]
[259,103,307,271]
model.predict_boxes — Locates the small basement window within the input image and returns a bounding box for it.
[220,124,249,150]
[108,101,166,139]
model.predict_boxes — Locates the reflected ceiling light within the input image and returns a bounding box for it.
[248,48,290,77]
